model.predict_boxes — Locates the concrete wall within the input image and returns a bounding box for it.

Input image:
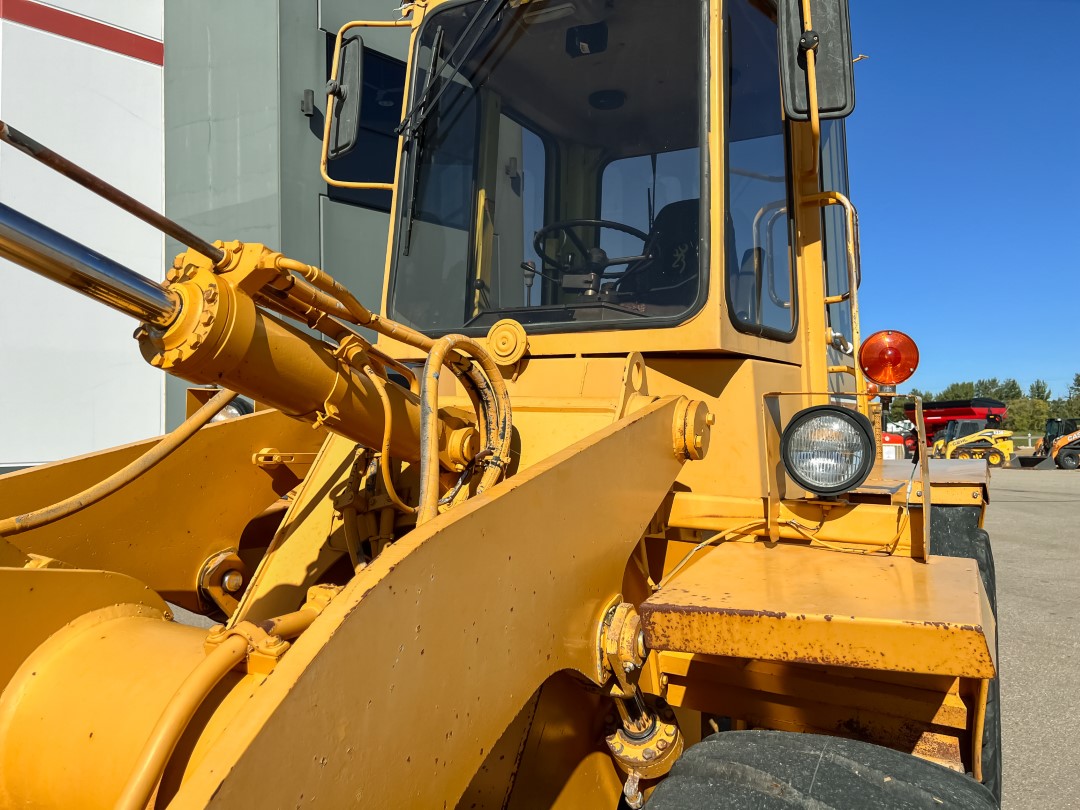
[0,0,165,469]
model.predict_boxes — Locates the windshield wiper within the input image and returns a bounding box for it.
[401,25,443,256]
[399,0,510,254]
[396,0,509,141]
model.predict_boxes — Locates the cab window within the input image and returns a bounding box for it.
[725,0,796,338]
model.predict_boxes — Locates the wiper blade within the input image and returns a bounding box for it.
[395,0,509,141]
[401,25,444,143]
[401,25,443,256]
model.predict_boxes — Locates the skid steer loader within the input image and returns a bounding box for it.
[1019,418,1080,469]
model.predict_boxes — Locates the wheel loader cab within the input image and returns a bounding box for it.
[384,0,800,359]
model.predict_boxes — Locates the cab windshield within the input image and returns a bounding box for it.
[388,0,706,334]
[947,420,982,442]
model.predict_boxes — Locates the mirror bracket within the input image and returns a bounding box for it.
[320,18,413,191]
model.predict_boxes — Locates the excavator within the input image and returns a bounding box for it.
[0,1,1001,807]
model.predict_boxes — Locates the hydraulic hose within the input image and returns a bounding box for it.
[0,388,238,537]
[113,634,249,810]
[272,255,438,354]
[362,365,417,514]
[417,336,512,525]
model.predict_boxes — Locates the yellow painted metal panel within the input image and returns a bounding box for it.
[168,398,687,808]
[0,567,168,691]
[0,411,324,610]
[641,543,995,678]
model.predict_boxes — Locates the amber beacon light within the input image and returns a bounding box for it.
[859,330,920,386]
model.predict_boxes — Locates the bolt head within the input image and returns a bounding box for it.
[221,570,244,593]
[657,739,669,751]
[642,748,655,761]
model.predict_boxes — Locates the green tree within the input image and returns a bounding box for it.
[1050,397,1080,421]
[887,397,906,424]
[997,378,1023,401]
[975,377,1022,401]
[1004,397,1049,432]
[1028,379,1052,400]
[1070,373,1080,401]
[938,381,975,401]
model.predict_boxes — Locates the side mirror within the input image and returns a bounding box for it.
[325,31,365,159]
[777,0,855,121]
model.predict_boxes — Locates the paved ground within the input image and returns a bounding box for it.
[986,469,1080,808]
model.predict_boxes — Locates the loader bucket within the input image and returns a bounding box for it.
[1016,455,1056,469]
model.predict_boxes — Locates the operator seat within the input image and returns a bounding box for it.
[619,198,699,307]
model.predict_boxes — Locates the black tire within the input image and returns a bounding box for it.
[1059,451,1079,470]
[645,730,996,809]
[985,450,1004,468]
[930,508,1001,803]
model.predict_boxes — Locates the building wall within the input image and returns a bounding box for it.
[163,0,410,428]
[0,0,411,463]
[0,0,165,470]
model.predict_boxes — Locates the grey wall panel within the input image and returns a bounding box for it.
[165,0,283,427]
[164,0,282,252]
[278,0,325,266]
[319,0,412,59]
[164,0,407,427]
[320,194,388,341]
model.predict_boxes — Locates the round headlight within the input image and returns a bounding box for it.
[209,396,255,423]
[781,405,875,496]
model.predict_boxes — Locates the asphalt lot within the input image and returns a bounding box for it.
[987,469,1080,808]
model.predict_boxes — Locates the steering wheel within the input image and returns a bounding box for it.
[532,219,650,272]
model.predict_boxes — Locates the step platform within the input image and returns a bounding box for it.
[641,542,995,678]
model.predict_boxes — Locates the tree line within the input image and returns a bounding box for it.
[889,374,1080,432]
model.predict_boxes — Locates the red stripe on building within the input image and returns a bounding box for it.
[0,0,163,65]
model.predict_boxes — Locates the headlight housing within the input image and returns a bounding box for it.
[780,405,875,496]
[209,396,255,423]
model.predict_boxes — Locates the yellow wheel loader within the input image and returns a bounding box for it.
[932,419,1015,468]
[0,1,1001,808]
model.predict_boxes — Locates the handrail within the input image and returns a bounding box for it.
[802,190,865,408]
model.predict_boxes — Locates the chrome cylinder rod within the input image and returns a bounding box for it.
[0,202,179,326]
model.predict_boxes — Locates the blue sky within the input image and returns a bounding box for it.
[846,1,1080,399]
